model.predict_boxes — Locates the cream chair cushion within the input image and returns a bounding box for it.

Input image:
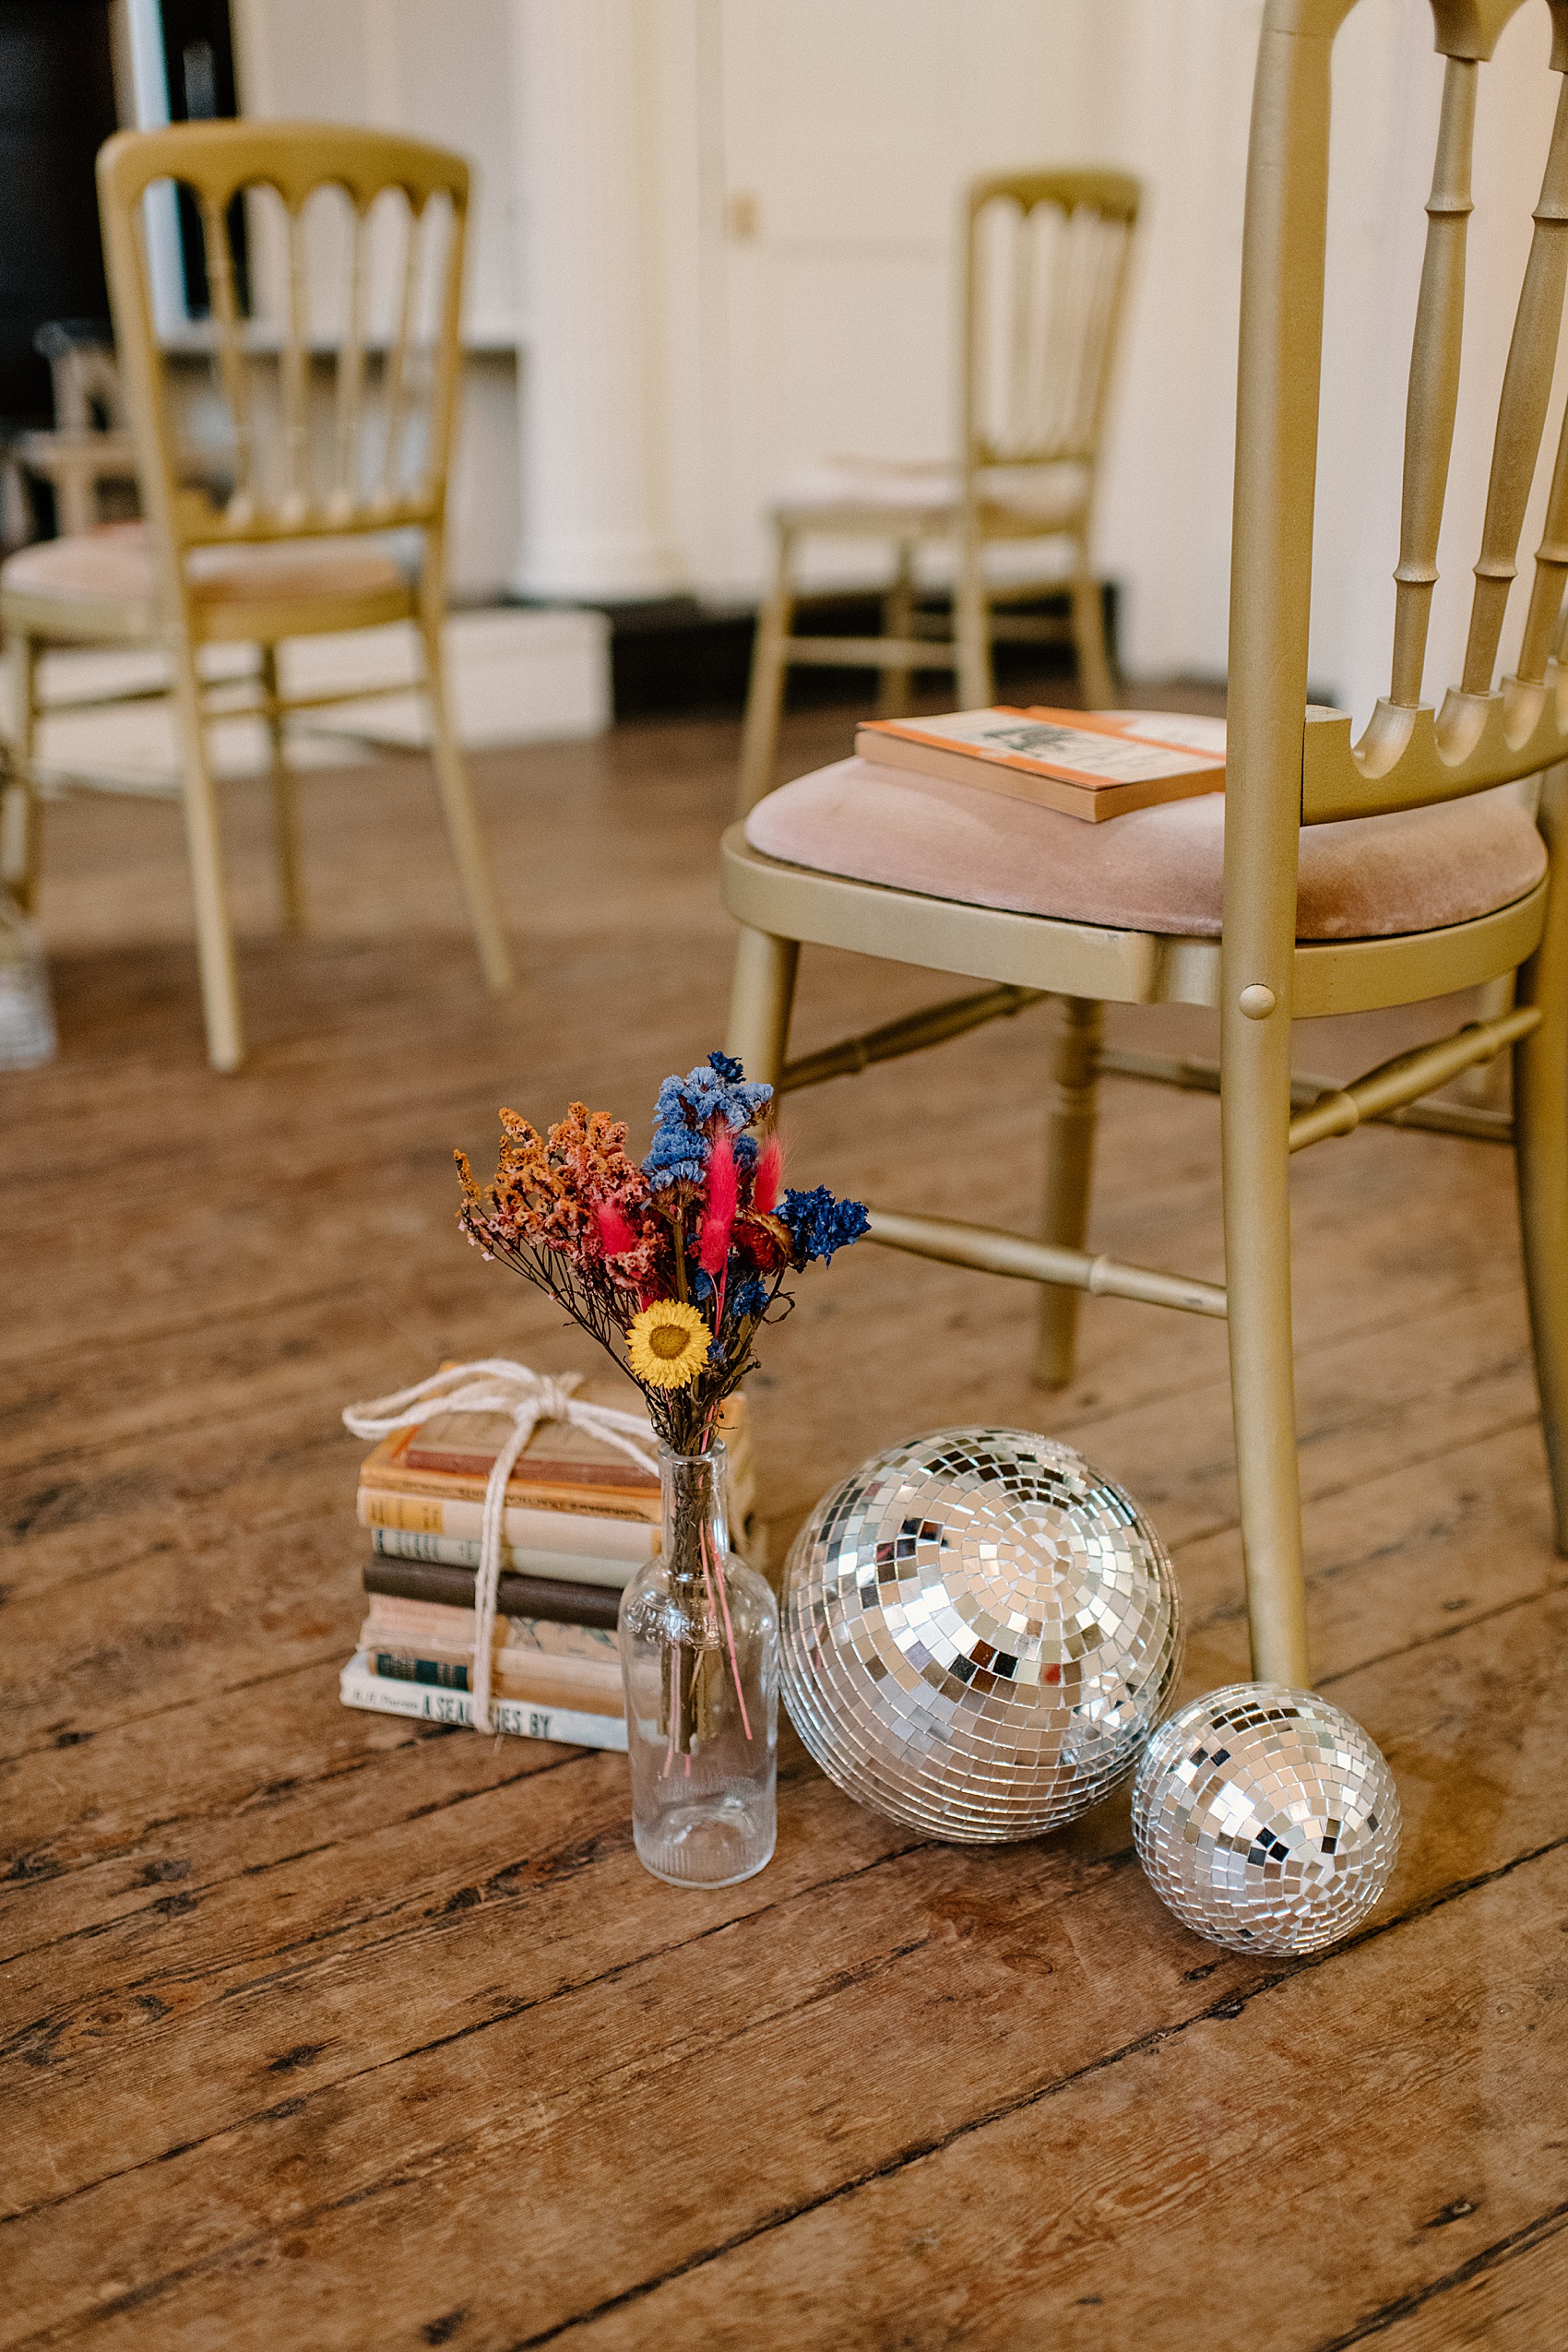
[0,521,410,620]
[743,754,1547,941]
[772,457,1089,536]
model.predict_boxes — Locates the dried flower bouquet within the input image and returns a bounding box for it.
[456,1051,868,1451]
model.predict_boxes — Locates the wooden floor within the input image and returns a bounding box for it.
[4,693,1566,2351]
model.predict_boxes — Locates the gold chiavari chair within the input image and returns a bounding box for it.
[0,122,513,1072]
[735,170,1140,816]
[722,0,1568,1686]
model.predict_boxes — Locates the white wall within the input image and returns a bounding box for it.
[232,0,1566,719]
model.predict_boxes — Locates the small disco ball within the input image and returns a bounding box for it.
[1132,1683,1400,1954]
[780,1428,1182,1843]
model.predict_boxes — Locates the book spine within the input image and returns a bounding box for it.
[364,1550,624,1627]
[362,1597,619,1660]
[358,1486,652,1564]
[362,1463,660,1527]
[374,1652,471,1691]
[367,1524,635,1596]
[339,1655,628,1752]
[370,1645,625,1713]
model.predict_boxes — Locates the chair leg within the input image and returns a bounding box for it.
[1221,997,1311,1685]
[738,524,796,816]
[169,639,244,1073]
[877,541,918,719]
[954,534,992,709]
[419,617,514,994]
[1032,996,1102,1388]
[2,634,42,913]
[1514,766,1568,1553]
[1070,552,1114,711]
[259,645,305,934]
[726,924,799,1092]
[1456,970,1515,1108]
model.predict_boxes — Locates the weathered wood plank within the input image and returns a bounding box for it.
[531,1846,1568,2352]
[4,1582,1563,2345]
[1340,2208,1568,2351]
[0,1663,588,1965]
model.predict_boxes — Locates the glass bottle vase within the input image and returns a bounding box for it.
[619,1441,778,1886]
[0,888,56,1071]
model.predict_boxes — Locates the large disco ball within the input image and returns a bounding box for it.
[780,1428,1182,1842]
[1132,1683,1400,1954]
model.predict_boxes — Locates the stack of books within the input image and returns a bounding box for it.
[339,1376,757,1752]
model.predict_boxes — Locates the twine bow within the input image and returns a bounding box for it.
[343,1360,657,1731]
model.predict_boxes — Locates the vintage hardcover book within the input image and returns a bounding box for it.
[363,1552,624,1629]
[339,1652,629,1752]
[402,1380,749,1485]
[405,1372,659,1488]
[361,1595,619,1661]
[367,1644,624,1716]
[365,1519,638,1588]
[356,1479,655,1566]
[854,707,1226,821]
[358,1425,663,1526]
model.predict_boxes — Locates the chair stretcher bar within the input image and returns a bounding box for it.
[1285,1005,1539,1151]
[777,635,956,667]
[1098,1046,1515,1142]
[779,984,1047,1093]
[864,1205,1227,1319]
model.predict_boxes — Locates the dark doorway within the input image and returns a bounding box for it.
[0,0,120,423]
[158,0,246,318]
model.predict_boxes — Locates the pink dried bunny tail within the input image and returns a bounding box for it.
[598,1196,638,1256]
[698,1130,738,1277]
[753,1133,784,1216]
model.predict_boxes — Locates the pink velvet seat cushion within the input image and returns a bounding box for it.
[743,755,1547,941]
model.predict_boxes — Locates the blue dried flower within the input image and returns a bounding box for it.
[778,1185,871,1265]
[642,1053,773,1191]
[728,1270,770,1324]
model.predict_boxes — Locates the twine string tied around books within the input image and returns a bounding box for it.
[343,1360,658,1732]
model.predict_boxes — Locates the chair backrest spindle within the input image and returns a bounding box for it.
[1235,0,1568,832]
[1390,54,1478,707]
[380,201,420,509]
[331,201,369,520]
[280,202,311,523]
[196,188,255,517]
[1460,62,1568,695]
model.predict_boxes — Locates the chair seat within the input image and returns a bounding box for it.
[0,521,414,642]
[742,751,1547,943]
[772,457,1089,537]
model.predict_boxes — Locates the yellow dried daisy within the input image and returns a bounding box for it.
[626,1299,711,1390]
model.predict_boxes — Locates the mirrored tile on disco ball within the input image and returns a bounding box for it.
[1131,1683,1400,1954]
[781,1428,1182,1842]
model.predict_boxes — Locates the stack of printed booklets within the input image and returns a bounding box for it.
[340,1376,756,1753]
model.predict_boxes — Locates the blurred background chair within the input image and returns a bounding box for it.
[7,321,139,540]
[735,169,1140,815]
[723,0,1568,1689]
[0,119,513,1072]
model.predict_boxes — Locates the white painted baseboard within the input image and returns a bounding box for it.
[6,606,610,794]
